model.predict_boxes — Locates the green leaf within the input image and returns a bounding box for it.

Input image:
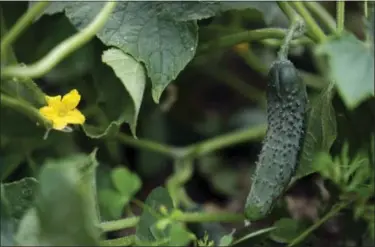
[15,208,41,245]
[135,187,174,245]
[16,152,101,246]
[1,77,46,107]
[40,2,198,103]
[39,2,278,103]
[168,222,194,246]
[296,84,337,179]
[269,218,303,244]
[316,32,374,109]
[101,48,146,137]
[311,152,335,180]
[82,43,142,139]
[98,189,127,219]
[219,230,235,246]
[1,186,16,246]
[2,177,39,223]
[111,167,142,199]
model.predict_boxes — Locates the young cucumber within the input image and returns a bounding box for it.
[245,58,308,220]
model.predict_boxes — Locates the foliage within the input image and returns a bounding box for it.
[0,1,374,247]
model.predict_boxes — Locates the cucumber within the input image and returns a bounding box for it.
[244,58,308,220]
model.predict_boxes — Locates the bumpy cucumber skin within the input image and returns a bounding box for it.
[245,59,308,220]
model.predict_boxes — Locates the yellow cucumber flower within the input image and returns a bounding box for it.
[39,89,85,130]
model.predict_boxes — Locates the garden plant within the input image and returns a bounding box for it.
[0,1,374,247]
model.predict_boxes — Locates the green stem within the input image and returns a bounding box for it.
[115,132,180,158]
[115,124,266,160]
[364,0,368,18]
[100,212,244,233]
[278,18,305,60]
[100,235,135,246]
[289,2,326,43]
[0,1,50,62]
[277,1,297,22]
[288,201,351,247]
[1,1,116,79]
[260,37,312,48]
[336,0,345,34]
[173,212,244,223]
[183,124,266,159]
[0,93,51,128]
[304,2,336,34]
[100,217,139,232]
[0,8,18,65]
[198,28,310,54]
[167,159,195,208]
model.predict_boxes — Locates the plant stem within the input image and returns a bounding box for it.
[0,1,50,62]
[336,0,345,34]
[1,1,116,79]
[289,2,326,43]
[100,217,139,232]
[0,93,51,129]
[304,2,336,34]
[100,212,244,233]
[0,8,18,65]
[115,124,266,160]
[183,124,266,158]
[277,1,297,22]
[278,18,305,60]
[100,235,135,246]
[198,28,309,54]
[260,37,312,48]
[115,132,180,158]
[173,212,244,223]
[167,159,195,208]
[288,201,351,247]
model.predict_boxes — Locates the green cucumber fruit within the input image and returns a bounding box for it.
[245,58,308,220]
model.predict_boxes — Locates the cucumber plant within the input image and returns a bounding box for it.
[0,1,373,247]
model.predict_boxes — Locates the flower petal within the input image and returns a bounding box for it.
[51,117,68,130]
[62,89,81,110]
[39,106,58,119]
[45,95,62,108]
[64,109,85,125]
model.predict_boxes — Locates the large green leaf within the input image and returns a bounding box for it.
[296,84,337,179]
[101,48,146,137]
[2,177,39,223]
[316,32,374,110]
[1,186,16,246]
[16,152,101,246]
[38,2,282,103]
